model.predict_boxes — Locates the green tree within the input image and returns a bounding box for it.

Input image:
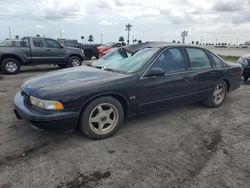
[119,36,125,42]
[88,35,94,43]
[133,39,137,43]
[172,40,176,43]
[81,36,84,43]
[191,41,194,45]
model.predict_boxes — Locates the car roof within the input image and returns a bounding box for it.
[124,41,206,53]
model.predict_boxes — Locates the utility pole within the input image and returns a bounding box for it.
[125,23,132,45]
[181,31,188,44]
[101,33,103,44]
[8,27,12,39]
[59,30,62,39]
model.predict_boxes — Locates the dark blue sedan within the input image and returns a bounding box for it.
[14,42,242,139]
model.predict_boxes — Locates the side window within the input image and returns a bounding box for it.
[151,48,185,73]
[45,39,61,48]
[186,48,211,70]
[33,38,43,48]
[210,53,222,68]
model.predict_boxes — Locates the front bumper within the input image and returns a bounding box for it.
[13,91,79,131]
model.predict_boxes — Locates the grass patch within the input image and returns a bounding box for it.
[218,55,240,63]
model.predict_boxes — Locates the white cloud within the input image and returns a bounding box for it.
[0,0,250,43]
[99,20,117,26]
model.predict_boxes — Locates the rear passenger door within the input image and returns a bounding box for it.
[184,47,220,98]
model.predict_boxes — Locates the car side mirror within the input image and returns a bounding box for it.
[144,68,165,77]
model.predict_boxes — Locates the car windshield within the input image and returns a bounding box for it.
[91,47,159,74]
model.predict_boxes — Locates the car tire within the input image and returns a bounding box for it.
[67,56,82,67]
[1,58,21,74]
[79,96,124,140]
[203,80,227,108]
[243,76,248,81]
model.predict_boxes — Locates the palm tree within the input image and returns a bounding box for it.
[191,41,194,45]
[88,35,94,43]
[125,23,132,44]
[196,41,199,45]
[172,40,176,43]
[132,39,137,43]
[138,40,142,44]
[81,36,84,43]
[15,35,19,40]
[119,36,125,42]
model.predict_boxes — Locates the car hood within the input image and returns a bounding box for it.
[21,66,129,99]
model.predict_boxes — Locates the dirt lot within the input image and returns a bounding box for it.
[0,64,250,188]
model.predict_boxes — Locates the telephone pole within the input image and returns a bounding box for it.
[8,27,12,39]
[181,31,188,44]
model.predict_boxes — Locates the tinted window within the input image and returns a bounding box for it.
[186,48,211,70]
[210,53,222,68]
[151,48,185,73]
[45,39,61,48]
[33,38,43,48]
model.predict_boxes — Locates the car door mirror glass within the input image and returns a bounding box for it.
[144,68,165,77]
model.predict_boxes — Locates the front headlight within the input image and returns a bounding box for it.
[30,96,64,110]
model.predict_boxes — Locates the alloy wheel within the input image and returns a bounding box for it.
[6,62,17,73]
[213,84,225,105]
[72,59,81,67]
[88,103,119,135]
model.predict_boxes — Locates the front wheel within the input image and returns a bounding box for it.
[203,81,227,108]
[1,58,21,74]
[79,96,124,139]
[67,56,82,67]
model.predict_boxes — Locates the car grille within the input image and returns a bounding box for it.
[21,91,30,104]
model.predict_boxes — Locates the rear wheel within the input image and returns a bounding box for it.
[203,80,227,108]
[79,96,124,139]
[67,56,82,67]
[1,58,21,74]
[243,76,248,81]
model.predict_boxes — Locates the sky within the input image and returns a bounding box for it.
[0,0,250,44]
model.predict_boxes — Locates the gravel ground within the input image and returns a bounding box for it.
[0,64,250,188]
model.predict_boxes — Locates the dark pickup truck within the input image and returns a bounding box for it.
[58,39,100,60]
[0,37,85,74]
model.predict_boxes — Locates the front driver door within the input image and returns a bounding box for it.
[43,38,67,64]
[137,47,190,112]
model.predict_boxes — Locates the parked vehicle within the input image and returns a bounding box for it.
[58,39,100,60]
[237,54,250,81]
[98,42,126,57]
[14,42,242,139]
[0,37,85,74]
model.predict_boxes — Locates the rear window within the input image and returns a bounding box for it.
[33,38,43,48]
[186,48,211,70]
[210,53,222,68]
